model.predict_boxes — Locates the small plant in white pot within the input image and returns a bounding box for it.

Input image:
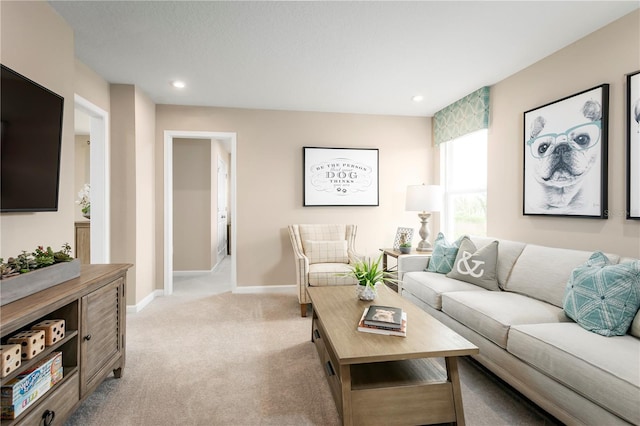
[343,254,397,301]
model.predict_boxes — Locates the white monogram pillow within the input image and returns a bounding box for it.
[446,237,500,291]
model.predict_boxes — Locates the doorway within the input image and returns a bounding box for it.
[164,130,237,296]
[74,95,109,263]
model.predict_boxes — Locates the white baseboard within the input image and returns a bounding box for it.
[127,289,164,313]
[232,285,296,295]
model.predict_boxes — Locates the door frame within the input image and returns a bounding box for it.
[163,130,237,295]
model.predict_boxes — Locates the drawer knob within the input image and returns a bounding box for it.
[42,409,55,426]
[313,329,321,340]
[84,334,92,341]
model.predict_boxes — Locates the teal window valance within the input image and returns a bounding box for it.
[433,86,490,145]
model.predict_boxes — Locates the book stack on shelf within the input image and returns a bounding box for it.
[358,305,407,337]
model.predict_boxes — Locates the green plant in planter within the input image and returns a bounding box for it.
[1,243,73,279]
[343,253,399,288]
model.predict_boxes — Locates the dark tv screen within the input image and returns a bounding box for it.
[1,64,64,212]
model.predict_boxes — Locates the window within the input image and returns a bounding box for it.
[440,129,487,238]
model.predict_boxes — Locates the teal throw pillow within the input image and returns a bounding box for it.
[563,252,640,337]
[446,237,500,291]
[426,233,465,274]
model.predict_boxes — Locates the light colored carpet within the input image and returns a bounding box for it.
[65,261,561,426]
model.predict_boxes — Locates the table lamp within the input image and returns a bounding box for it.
[405,184,443,251]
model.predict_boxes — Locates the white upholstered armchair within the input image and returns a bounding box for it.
[288,224,361,317]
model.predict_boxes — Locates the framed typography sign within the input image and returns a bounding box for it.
[303,147,379,206]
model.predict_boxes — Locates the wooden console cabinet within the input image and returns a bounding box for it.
[0,264,131,425]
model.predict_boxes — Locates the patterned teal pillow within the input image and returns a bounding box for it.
[426,233,465,274]
[563,252,640,337]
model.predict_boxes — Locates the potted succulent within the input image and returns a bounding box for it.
[344,254,398,301]
[398,232,412,254]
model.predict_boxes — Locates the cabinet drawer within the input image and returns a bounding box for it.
[16,373,79,426]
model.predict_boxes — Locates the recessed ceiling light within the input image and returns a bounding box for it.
[412,95,424,102]
[171,80,186,89]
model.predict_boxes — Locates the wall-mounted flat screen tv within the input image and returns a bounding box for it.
[1,64,64,212]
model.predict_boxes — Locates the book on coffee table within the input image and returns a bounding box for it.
[358,307,407,337]
[363,305,403,329]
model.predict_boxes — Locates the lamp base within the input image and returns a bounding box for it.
[416,212,433,252]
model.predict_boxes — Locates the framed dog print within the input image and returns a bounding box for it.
[303,147,379,206]
[523,84,609,218]
[627,71,640,220]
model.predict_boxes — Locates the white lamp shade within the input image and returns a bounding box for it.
[405,185,443,212]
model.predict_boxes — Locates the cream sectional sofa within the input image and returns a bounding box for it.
[398,236,640,426]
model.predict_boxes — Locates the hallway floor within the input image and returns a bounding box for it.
[172,255,232,296]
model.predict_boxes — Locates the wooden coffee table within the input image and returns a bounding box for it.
[307,285,478,426]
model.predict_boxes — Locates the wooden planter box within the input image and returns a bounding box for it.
[0,259,81,306]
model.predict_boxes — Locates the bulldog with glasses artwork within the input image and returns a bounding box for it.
[524,84,609,217]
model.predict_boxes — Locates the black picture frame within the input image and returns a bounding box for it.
[523,84,609,218]
[303,147,379,207]
[627,71,640,220]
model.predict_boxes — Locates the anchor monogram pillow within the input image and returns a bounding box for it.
[447,237,500,291]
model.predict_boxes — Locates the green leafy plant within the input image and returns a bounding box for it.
[343,254,397,288]
[1,244,73,279]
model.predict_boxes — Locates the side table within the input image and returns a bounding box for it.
[379,248,432,292]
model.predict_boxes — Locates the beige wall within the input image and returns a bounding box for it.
[155,106,434,287]
[134,87,157,303]
[110,85,138,303]
[75,59,110,113]
[0,1,76,258]
[173,139,212,271]
[109,84,157,304]
[488,10,640,258]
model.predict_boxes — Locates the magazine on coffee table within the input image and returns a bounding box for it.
[363,305,403,329]
[358,307,407,337]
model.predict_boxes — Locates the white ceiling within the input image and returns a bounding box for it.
[51,1,638,118]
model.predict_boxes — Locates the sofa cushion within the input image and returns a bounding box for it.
[563,252,640,337]
[469,236,526,289]
[508,323,640,425]
[441,291,570,348]
[426,233,464,274]
[304,240,349,264]
[447,238,499,291]
[504,244,620,308]
[308,263,357,286]
[402,271,487,310]
[630,310,640,338]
